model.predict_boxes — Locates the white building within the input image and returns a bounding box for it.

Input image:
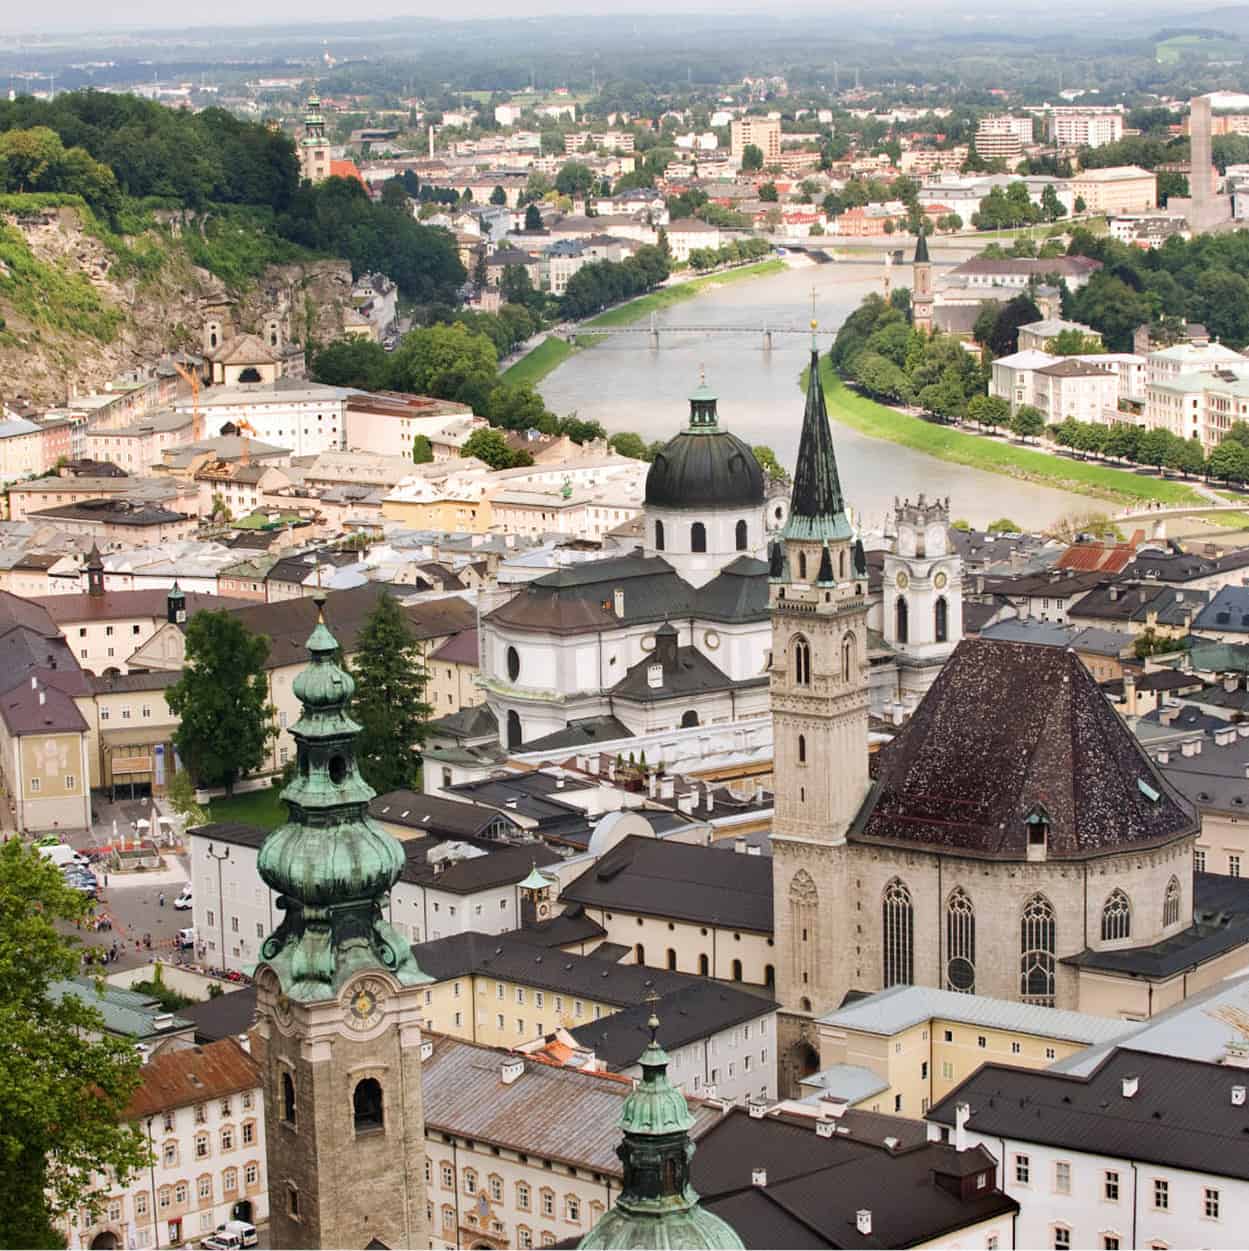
[65,1039,267,1250]
[975,115,1033,162]
[1032,358,1121,425]
[930,1048,1249,1250]
[1041,105,1126,148]
[176,379,355,458]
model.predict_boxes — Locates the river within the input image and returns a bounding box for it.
[538,260,1090,532]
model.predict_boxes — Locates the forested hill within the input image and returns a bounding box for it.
[0,92,466,402]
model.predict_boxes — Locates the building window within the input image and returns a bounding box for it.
[1104,1171,1120,1201]
[935,595,948,643]
[517,1181,531,1211]
[1103,1238,1120,1250]
[244,1163,258,1187]
[1020,893,1056,1006]
[1015,1154,1030,1185]
[220,1126,233,1152]
[506,646,521,682]
[895,596,909,643]
[136,1192,149,1216]
[1205,1187,1220,1219]
[162,1141,178,1167]
[488,1174,503,1202]
[195,1133,209,1159]
[691,522,707,553]
[1154,1179,1169,1210]
[792,636,811,686]
[842,632,854,682]
[541,1189,555,1217]
[441,1163,454,1190]
[735,519,748,551]
[565,1196,581,1223]
[29,777,39,793]
[1231,855,1241,878]
[198,1176,212,1201]
[158,1187,171,1211]
[699,953,709,975]
[174,1182,188,1205]
[654,520,665,551]
[223,1168,238,1193]
[241,1120,255,1146]
[882,878,914,987]
[945,887,975,993]
[1054,1227,1070,1251]
[353,1078,383,1133]
[797,734,806,764]
[1055,1162,1070,1194]
[1101,889,1132,942]
[282,1072,296,1125]
[287,1186,300,1220]
[518,1226,533,1248]
[464,1168,478,1195]
[1195,848,1207,872]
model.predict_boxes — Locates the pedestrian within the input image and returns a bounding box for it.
[159,891,165,907]
[103,872,108,888]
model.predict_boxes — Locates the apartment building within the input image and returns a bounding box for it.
[1043,105,1126,148]
[64,1039,267,1251]
[729,117,781,165]
[974,115,1033,162]
[1067,165,1157,214]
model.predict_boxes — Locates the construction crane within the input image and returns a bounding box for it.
[236,418,258,467]
[171,360,203,443]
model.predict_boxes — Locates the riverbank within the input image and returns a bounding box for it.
[582,258,786,329]
[804,357,1204,508]
[502,335,574,387]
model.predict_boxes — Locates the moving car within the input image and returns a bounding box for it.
[174,884,193,910]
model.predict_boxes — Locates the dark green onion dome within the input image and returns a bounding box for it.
[579,1010,744,1251]
[257,596,428,1000]
[645,378,764,512]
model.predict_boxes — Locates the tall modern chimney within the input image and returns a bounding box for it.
[1190,95,1214,228]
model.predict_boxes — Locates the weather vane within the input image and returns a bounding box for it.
[810,285,818,331]
[644,989,661,1042]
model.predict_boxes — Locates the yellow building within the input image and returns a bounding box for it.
[1068,165,1157,214]
[425,626,483,717]
[379,488,493,532]
[809,985,1135,1119]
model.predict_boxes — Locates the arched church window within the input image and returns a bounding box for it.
[654,520,665,551]
[667,948,677,970]
[798,551,808,580]
[797,734,806,764]
[896,596,909,644]
[882,879,914,987]
[506,710,522,749]
[282,1073,296,1125]
[842,633,854,683]
[238,367,263,383]
[1020,894,1056,1005]
[735,519,748,551]
[680,710,699,728]
[731,959,742,981]
[839,549,847,579]
[353,1078,383,1133]
[1101,889,1132,942]
[635,943,645,964]
[945,888,976,994]
[1163,876,1181,928]
[698,953,709,976]
[691,522,707,553]
[935,596,948,644]
[506,646,520,682]
[792,636,811,687]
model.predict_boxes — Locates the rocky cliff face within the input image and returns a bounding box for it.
[0,204,357,406]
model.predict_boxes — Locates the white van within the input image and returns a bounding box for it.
[38,844,88,869]
[216,1220,257,1247]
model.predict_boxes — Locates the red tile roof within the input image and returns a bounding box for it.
[330,159,365,186]
[124,1038,260,1120]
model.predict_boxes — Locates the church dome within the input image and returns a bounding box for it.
[645,380,764,512]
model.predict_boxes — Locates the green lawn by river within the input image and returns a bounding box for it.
[582,259,786,329]
[805,358,1204,509]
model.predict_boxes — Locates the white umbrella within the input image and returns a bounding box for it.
[111,817,118,850]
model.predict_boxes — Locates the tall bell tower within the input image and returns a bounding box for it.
[911,229,934,335]
[769,330,872,1095]
[252,597,430,1250]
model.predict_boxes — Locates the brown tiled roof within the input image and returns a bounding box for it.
[851,638,1198,860]
[429,627,479,665]
[0,679,88,735]
[123,1038,260,1120]
[212,333,277,366]
[30,589,248,624]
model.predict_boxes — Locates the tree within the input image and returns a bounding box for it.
[412,434,433,464]
[167,612,275,794]
[462,426,525,469]
[1209,437,1249,483]
[1104,422,1141,463]
[987,517,1021,533]
[1040,183,1067,221]
[1050,328,1105,355]
[986,294,1042,358]
[489,184,507,205]
[758,182,778,202]
[752,444,788,481]
[967,394,1010,431]
[311,337,391,390]
[1074,194,1087,214]
[0,840,148,1247]
[741,143,764,171]
[524,202,543,231]
[608,431,652,461]
[349,593,432,795]
[471,248,488,294]
[166,768,208,830]
[555,162,594,198]
[1137,427,1172,470]
[1010,405,1045,441]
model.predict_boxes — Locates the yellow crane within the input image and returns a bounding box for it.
[235,417,258,467]
[171,360,203,443]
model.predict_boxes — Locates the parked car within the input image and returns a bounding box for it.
[174,885,193,911]
[177,927,196,950]
[216,1221,257,1247]
[38,844,88,869]
[200,1235,241,1251]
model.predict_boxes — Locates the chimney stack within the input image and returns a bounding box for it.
[856,1211,872,1236]
[955,1101,970,1153]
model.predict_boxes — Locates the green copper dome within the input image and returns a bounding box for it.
[579,1011,743,1251]
[257,596,428,1000]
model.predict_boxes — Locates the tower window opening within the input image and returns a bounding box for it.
[895,596,909,644]
[935,596,948,644]
[691,522,707,553]
[654,520,665,551]
[282,1072,296,1126]
[735,519,748,551]
[353,1078,384,1133]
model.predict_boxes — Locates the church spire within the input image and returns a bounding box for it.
[257,595,427,1000]
[784,338,852,544]
[913,228,929,264]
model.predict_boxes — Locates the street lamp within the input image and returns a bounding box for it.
[206,842,230,973]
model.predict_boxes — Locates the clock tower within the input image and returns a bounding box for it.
[769,333,872,1094]
[252,597,431,1250]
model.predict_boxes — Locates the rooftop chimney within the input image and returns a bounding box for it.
[501,1057,524,1085]
[735,836,747,854]
[955,1101,970,1153]
[856,1211,872,1236]
[747,1101,766,1119]
[815,1120,835,1138]
[751,1168,767,1187]
[1121,1074,1139,1099]
[1233,1085,1247,1107]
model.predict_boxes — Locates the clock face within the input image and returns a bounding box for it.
[934,571,948,590]
[346,982,381,1031]
[895,571,909,590]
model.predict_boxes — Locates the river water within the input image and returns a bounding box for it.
[538,261,1089,532]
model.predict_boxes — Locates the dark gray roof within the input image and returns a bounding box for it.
[697,557,771,622]
[1122,546,1249,584]
[570,982,776,1070]
[561,834,773,933]
[852,638,1198,860]
[610,645,754,704]
[398,837,563,894]
[644,410,764,512]
[929,1046,1249,1182]
[694,1109,1016,1250]
[369,790,520,839]
[188,821,269,850]
[426,703,498,743]
[1158,728,1249,813]
[1194,585,1249,635]
[177,987,257,1043]
[508,903,607,949]
[517,716,632,752]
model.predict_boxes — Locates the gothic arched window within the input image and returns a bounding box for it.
[1020,894,1056,1005]
[691,522,707,553]
[839,549,847,579]
[792,636,811,686]
[654,519,665,551]
[842,632,854,683]
[945,888,976,993]
[895,596,909,644]
[882,879,914,988]
[1164,876,1181,928]
[353,1078,383,1133]
[797,734,806,764]
[1101,889,1132,942]
[735,519,748,551]
[935,596,948,644]
[798,551,808,580]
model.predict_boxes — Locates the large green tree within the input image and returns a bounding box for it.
[167,612,275,794]
[0,841,148,1247]
[349,593,433,795]
[462,426,529,469]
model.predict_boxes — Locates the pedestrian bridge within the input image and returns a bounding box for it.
[580,314,836,349]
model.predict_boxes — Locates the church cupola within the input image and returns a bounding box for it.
[578,1004,744,1250]
[167,581,186,625]
[85,544,104,597]
[519,862,554,927]
[687,372,719,432]
[257,595,428,999]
